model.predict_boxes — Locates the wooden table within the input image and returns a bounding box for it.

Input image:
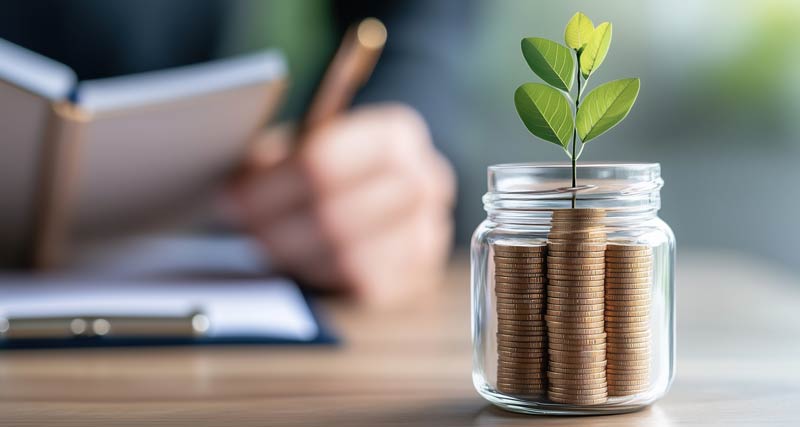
[1,250,799,426]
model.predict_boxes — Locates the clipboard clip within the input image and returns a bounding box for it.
[0,309,210,340]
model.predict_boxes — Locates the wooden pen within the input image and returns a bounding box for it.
[295,17,387,144]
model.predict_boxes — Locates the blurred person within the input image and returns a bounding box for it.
[0,0,470,305]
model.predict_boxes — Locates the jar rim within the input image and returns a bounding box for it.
[485,162,662,214]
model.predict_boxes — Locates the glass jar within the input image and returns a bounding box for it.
[471,163,675,415]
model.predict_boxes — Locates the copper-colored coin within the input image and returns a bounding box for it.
[548,264,606,273]
[605,329,650,338]
[604,249,652,257]
[497,360,548,369]
[606,270,651,278]
[546,303,605,312]
[495,268,546,276]
[606,366,650,374]
[496,297,546,305]
[494,265,546,273]
[497,348,547,357]
[548,343,607,353]
[548,274,606,282]
[496,301,545,310]
[606,351,651,361]
[548,359,606,369]
[549,221,604,229]
[605,295,651,303]
[606,362,650,371]
[497,319,547,327]
[548,297,605,305]
[496,323,547,332]
[495,273,548,281]
[605,325,650,334]
[547,285,606,294]
[605,285,650,293]
[496,382,547,390]
[548,278,605,286]
[496,332,547,342]
[604,257,652,265]
[607,383,648,391]
[547,325,606,334]
[548,370,607,380]
[547,367,606,376]
[605,314,650,322]
[548,242,608,252]
[546,316,604,324]
[494,254,546,262]
[497,368,547,376]
[547,258,606,266]
[494,287,546,295]
[492,239,546,252]
[497,314,545,323]
[547,291,605,300]
[497,341,548,351]
[548,251,606,259]
[494,259,546,267]
[549,351,606,362]
[605,300,651,308]
[607,377,650,385]
[549,383,609,393]
[548,229,607,239]
[548,393,608,405]
[605,263,652,271]
[552,208,606,217]
[606,341,649,350]
[547,334,606,345]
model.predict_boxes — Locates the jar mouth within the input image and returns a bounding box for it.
[485,162,662,214]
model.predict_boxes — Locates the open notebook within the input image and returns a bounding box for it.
[0,38,288,269]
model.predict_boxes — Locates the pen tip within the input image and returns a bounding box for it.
[357,17,387,49]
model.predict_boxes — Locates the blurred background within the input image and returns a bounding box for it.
[233,0,800,268]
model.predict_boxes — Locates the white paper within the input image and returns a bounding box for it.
[0,276,319,341]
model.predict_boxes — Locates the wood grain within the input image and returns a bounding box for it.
[0,250,798,426]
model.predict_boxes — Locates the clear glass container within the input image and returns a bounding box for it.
[471,163,675,415]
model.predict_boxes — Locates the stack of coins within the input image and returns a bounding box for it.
[493,241,548,398]
[545,209,608,405]
[605,243,653,397]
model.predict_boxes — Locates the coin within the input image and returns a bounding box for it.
[606,341,649,350]
[547,326,606,335]
[548,274,606,281]
[546,303,605,312]
[495,268,546,276]
[493,242,547,252]
[548,359,606,368]
[547,334,606,345]
[496,301,545,310]
[607,375,650,383]
[604,287,650,294]
[605,300,651,308]
[548,394,608,405]
[548,251,607,259]
[547,242,608,252]
[548,297,605,305]
[548,370,607,380]
[494,254,546,262]
[497,325,547,334]
[548,265,606,274]
[547,292,605,301]
[547,284,606,293]
[604,257,652,265]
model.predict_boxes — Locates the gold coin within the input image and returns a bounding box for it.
[546,303,605,312]
[494,275,547,283]
[549,383,608,393]
[605,259,652,266]
[547,334,606,345]
[547,290,605,300]
[497,368,547,376]
[496,333,547,342]
[605,330,651,338]
[547,286,606,295]
[604,250,652,257]
[605,314,650,322]
[548,297,605,305]
[548,274,606,281]
[548,264,606,273]
[605,285,650,292]
[548,371,606,380]
[548,242,607,252]
[496,301,545,310]
[606,351,651,361]
[548,342,607,352]
[604,300,651,308]
[493,242,547,252]
[547,393,608,405]
[497,359,548,368]
[497,318,547,325]
[552,207,606,216]
[606,270,651,278]
[547,367,606,376]
[547,324,605,334]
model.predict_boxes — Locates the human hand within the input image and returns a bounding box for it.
[230,103,456,305]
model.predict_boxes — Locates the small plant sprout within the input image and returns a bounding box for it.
[514,12,640,208]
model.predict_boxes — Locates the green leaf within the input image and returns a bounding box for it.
[580,22,612,78]
[514,83,574,148]
[564,12,594,50]
[576,78,640,142]
[521,37,574,91]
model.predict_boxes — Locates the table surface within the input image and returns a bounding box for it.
[1,250,799,426]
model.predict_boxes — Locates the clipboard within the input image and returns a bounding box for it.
[0,275,338,350]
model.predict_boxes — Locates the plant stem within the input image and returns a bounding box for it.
[571,53,582,208]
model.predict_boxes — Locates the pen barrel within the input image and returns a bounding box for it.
[0,313,209,340]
